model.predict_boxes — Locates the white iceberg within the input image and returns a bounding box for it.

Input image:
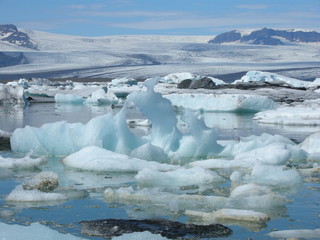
[0,152,44,169]
[135,167,225,188]
[299,131,320,160]
[234,70,317,89]
[63,146,178,172]
[253,106,320,126]
[6,185,67,202]
[268,228,320,239]
[164,93,277,112]
[0,84,26,105]
[130,143,169,162]
[186,208,269,224]
[22,171,59,192]
[11,78,222,159]
[160,72,200,83]
[0,222,86,240]
[104,186,227,212]
[85,88,118,105]
[0,129,12,138]
[54,93,84,104]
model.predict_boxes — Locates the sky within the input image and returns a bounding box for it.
[1,0,320,36]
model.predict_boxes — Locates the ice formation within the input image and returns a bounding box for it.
[0,222,86,240]
[268,228,320,239]
[54,93,84,104]
[63,146,177,172]
[0,84,26,105]
[0,152,44,169]
[234,70,319,89]
[11,78,222,159]
[0,129,12,138]
[164,93,277,112]
[160,72,201,83]
[186,208,270,224]
[85,88,118,105]
[6,185,67,202]
[300,131,320,160]
[135,167,225,188]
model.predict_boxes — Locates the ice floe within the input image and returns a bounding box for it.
[0,84,26,105]
[54,93,84,104]
[234,70,320,89]
[135,167,225,189]
[63,146,177,172]
[268,228,320,239]
[0,152,44,169]
[299,131,320,160]
[164,93,277,112]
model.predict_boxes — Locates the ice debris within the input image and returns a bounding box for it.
[165,93,277,112]
[22,171,59,192]
[0,152,44,169]
[11,78,222,159]
[63,146,177,172]
[234,70,319,89]
[268,228,320,239]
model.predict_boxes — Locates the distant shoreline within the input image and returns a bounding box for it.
[0,66,319,84]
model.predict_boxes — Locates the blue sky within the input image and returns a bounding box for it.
[1,0,319,36]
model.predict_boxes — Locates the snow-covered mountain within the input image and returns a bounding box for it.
[209,28,320,45]
[0,25,319,81]
[0,24,36,49]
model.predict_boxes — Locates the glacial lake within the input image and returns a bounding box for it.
[0,102,319,240]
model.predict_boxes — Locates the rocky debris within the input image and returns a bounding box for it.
[178,77,217,89]
[80,218,232,239]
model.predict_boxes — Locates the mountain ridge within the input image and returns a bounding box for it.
[209,28,320,45]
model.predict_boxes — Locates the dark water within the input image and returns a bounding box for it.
[0,103,319,240]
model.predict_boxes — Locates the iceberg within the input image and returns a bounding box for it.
[11,78,222,159]
[0,152,44,169]
[135,167,225,189]
[63,146,178,172]
[22,171,59,192]
[164,93,277,112]
[85,88,118,105]
[54,93,84,104]
[0,84,26,105]
[6,185,67,202]
[299,131,320,156]
[234,70,318,89]
[268,228,320,239]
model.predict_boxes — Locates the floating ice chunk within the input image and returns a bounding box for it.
[112,231,170,240]
[11,110,143,155]
[0,222,86,240]
[86,88,118,105]
[164,93,277,112]
[190,158,239,169]
[130,143,169,162]
[160,72,200,83]
[249,165,302,187]
[254,107,320,126]
[186,208,269,224]
[268,228,320,239]
[235,71,314,88]
[0,152,44,169]
[104,187,227,211]
[226,184,287,210]
[63,146,178,172]
[6,185,66,202]
[219,133,296,158]
[300,132,320,160]
[22,171,59,192]
[233,143,291,166]
[0,84,26,105]
[135,167,225,188]
[54,93,84,104]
